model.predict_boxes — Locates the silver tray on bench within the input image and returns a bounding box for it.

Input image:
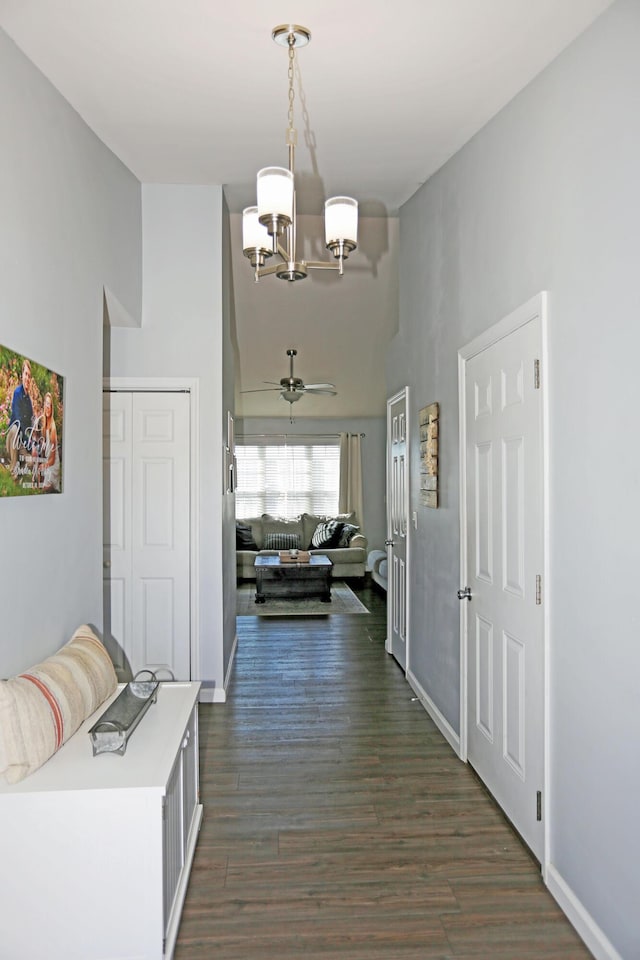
[89,674,159,756]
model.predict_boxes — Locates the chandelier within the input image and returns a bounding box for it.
[242,24,358,283]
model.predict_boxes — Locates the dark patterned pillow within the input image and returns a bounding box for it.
[236,522,258,550]
[338,523,360,547]
[263,532,301,550]
[311,520,344,549]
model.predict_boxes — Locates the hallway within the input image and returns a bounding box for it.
[175,584,592,959]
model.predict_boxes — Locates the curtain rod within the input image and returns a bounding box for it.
[238,433,365,440]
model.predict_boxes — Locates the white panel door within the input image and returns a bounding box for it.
[387,389,409,670]
[464,315,544,859]
[103,392,191,680]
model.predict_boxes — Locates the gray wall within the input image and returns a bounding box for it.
[388,1,639,956]
[236,416,387,555]
[231,213,399,421]
[221,199,237,682]
[108,184,230,696]
[0,29,141,675]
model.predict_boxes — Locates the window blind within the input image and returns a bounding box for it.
[235,437,340,519]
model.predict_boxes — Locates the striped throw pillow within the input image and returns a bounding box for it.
[311,520,345,549]
[0,625,117,784]
[263,532,301,551]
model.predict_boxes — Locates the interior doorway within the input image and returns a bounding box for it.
[386,388,410,671]
[102,380,199,681]
[458,293,548,865]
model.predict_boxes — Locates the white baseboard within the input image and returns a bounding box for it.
[195,637,622,960]
[224,631,238,693]
[406,673,622,960]
[407,668,461,756]
[197,633,238,704]
[546,864,624,960]
[199,686,226,703]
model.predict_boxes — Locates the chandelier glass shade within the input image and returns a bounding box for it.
[257,167,294,232]
[241,207,271,257]
[242,25,358,282]
[325,197,358,258]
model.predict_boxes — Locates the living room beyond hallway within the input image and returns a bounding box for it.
[175,584,592,959]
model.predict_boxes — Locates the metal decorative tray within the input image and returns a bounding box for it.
[89,673,159,756]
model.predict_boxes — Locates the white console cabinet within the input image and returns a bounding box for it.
[0,682,202,960]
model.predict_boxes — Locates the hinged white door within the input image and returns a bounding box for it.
[103,391,191,680]
[462,308,545,860]
[387,389,409,670]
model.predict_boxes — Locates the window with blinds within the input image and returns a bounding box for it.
[235,437,340,519]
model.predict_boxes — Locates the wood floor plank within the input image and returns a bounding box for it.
[175,581,592,960]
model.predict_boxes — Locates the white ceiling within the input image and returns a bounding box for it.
[0,0,614,417]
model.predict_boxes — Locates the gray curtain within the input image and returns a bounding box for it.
[338,432,364,527]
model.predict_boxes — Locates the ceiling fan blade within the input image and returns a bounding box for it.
[240,387,282,394]
[303,387,337,396]
[243,353,337,400]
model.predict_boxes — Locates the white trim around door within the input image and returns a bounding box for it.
[103,377,200,685]
[386,387,410,672]
[457,292,550,873]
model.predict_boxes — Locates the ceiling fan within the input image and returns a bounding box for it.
[241,348,337,418]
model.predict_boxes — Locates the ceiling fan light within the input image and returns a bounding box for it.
[281,389,302,403]
[242,206,272,256]
[257,166,293,235]
[325,196,358,255]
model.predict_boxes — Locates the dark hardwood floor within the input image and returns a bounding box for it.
[175,581,592,960]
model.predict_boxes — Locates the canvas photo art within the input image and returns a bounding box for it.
[0,345,64,497]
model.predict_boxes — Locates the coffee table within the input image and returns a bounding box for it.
[254,555,333,603]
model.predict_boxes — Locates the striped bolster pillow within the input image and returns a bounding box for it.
[0,625,118,784]
[263,532,301,550]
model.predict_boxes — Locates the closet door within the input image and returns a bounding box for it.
[386,388,409,670]
[462,310,545,860]
[103,391,191,680]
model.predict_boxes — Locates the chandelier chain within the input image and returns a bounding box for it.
[242,24,357,282]
[287,38,296,146]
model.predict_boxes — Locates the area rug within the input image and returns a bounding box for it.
[236,581,370,616]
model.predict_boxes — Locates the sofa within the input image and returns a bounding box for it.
[236,512,368,582]
[368,549,388,593]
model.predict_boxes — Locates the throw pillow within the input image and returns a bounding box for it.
[0,625,117,784]
[261,514,302,522]
[262,517,304,544]
[311,520,345,549]
[263,532,301,550]
[338,523,360,547]
[236,522,258,550]
[301,513,323,549]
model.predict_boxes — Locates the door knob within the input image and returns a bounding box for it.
[384,539,395,547]
[103,560,111,569]
[457,586,472,601]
